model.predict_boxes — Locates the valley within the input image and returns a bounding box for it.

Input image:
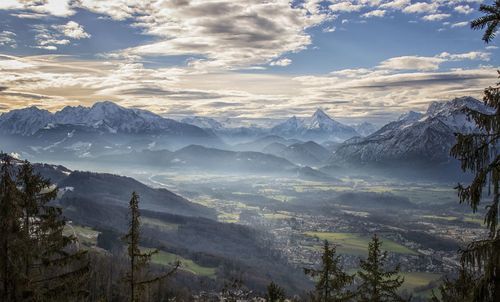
[0,96,493,298]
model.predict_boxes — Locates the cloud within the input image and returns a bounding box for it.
[323,26,337,32]
[362,9,386,18]
[380,0,410,10]
[451,21,469,28]
[270,58,292,66]
[0,52,496,124]
[378,51,490,71]
[403,2,438,14]
[454,5,473,14]
[54,21,91,39]
[85,1,332,71]
[438,51,491,61]
[32,25,70,50]
[30,21,90,50]
[329,2,364,12]
[0,31,17,48]
[378,56,444,71]
[422,13,450,21]
[0,0,74,17]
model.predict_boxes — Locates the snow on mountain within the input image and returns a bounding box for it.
[54,101,188,134]
[352,122,379,137]
[271,109,359,142]
[335,96,490,164]
[0,106,54,135]
[398,111,423,123]
[0,101,214,137]
[181,116,224,131]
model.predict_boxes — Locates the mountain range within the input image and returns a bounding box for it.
[270,109,360,142]
[0,96,489,180]
[334,96,488,165]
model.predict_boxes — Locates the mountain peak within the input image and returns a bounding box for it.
[91,101,124,112]
[398,111,423,122]
[426,96,486,117]
[312,108,330,120]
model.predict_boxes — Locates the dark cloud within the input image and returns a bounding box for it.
[0,90,49,100]
[208,101,243,108]
[118,87,229,100]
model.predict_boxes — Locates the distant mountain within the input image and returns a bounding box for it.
[271,109,359,142]
[352,122,379,137]
[0,154,215,218]
[0,106,54,135]
[0,101,214,137]
[94,144,332,180]
[233,135,302,152]
[0,101,222,160]
[146,144,300,175]
[334,96,489,165]
[59,170,214,218]
[181,116,224,131]
[263,141,331,166]
[181,116,267,143]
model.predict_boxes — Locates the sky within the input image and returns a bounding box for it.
[0,0,498,125]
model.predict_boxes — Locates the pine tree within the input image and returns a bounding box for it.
[304,240,354,302]
[450,73,500,301]
[124,192,178,302]
[266,281,286,302]
[471,0,500,43]
[0,157,90,301]
[355,234,405,302]
[430,265,475,302]
[447,3,500,301]
[0,156,23,301]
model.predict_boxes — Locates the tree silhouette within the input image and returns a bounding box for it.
[355,235,405,302]
[266,281,286,302]
[304,240,354,302]
[450,73,500,301]
[124,192,178,302]
[431,265,475,302]
[449,2,500,301]
[471,0,500,43]
[0,157,89,301]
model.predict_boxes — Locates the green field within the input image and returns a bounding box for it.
[150,250,217,277]
[421,215,457,221]
[401,272,442,297]
[64,224,99,246]
[263,211,292,220]
[304,232,418,255]
[142,217,178,231]
[348,269,441,297]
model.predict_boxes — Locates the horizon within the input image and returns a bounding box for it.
[0,95,480,128]
[0,1,499,125]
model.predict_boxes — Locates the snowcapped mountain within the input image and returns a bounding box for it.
[335,96,489,164]
[271,109,359,142]
[181,116,268,143]
[181,116,224,131]
[0,101,223,160]
[398,111,423,123]
[0,101,214,137]
[0,106,54,135]
[352,122,379,137]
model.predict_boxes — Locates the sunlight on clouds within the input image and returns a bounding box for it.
[0,0,497,124]
[0,52,497,123]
